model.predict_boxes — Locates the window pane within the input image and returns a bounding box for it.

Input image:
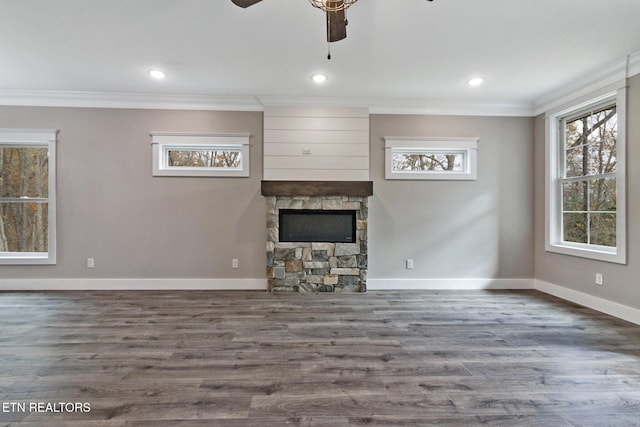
[167,149,242,168]
[562,181,587,212]
[0,147,49,198]
[563,213,587,244]
[586,107,616,144]
[587,139,616,175]
[589,178,616,212]
[392,152,464,172]
[565,118,584,148]
[565,146,586,178]
[0,202,48,252]
[590,213,616,247]
[565,106,617,178]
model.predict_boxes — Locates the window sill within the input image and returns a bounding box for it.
[545,242,625,264]
[0,252,56,265]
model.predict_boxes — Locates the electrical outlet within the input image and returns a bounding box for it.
[406,259,414,269]
[595,273,603,285]
[232,258,239,269]
[86,258,95,269]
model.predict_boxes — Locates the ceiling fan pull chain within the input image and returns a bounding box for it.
[327,43,332,60]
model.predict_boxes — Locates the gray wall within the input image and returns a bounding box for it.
[368,114,535,279]
[0,107,266,279]
[1,107,535,283]
[533,73,640,309]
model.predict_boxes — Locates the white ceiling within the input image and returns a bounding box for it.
[2,0,640,114]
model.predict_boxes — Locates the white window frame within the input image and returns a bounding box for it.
[0,129,57,265]
[545,83,626,264]
[384,137,478,180]
[151,133,251,177]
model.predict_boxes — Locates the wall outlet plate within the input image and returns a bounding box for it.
[595,273,603,285]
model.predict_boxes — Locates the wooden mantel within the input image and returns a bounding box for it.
[261,181,373,197]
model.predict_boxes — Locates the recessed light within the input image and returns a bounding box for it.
[311,73,327,84]
[148,69,166,80]
[468,77,483,87]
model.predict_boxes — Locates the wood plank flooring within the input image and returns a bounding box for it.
[1,290,639,426]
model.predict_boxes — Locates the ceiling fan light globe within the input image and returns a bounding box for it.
[309,0,358,12]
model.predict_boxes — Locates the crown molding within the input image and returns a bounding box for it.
[257,95,372,108]
[259,95,534,117]
[368,98,535,117]
[0,90,536,117]
[0,89,263,111]
[533,51,640,116]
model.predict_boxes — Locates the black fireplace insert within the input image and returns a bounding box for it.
[279,209,356,243]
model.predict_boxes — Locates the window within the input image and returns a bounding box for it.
[0,129,57,265]
[151,133,250,177]
[545,85,626,263]
[384,137,478,180]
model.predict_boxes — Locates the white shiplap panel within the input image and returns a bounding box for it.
[264,142,369,157]
[262,106,370,181]
[264,106,369,118]
[264,169,370,181]
[264,129,369,144]
[264,116,369,132]
[264,156,369,171]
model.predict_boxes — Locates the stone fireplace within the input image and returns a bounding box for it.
[262,181,372,293]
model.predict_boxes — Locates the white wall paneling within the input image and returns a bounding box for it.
[263,142,369,157]
[263,106,370,181]
[263,169,370,181]
[264,156,369,171]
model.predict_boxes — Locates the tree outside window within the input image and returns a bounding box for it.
[561,105,617,247]
[0,129,56,265]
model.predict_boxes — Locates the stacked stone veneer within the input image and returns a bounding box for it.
[266,196,368,292]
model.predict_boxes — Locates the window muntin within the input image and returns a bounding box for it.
[384,137,478,180]
[151,133,250,177]
[545,86,626,264]
[0,130,57,265]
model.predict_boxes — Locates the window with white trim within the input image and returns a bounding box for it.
[384,137,478,180]
[0,129,57,265]
[151,133,250,177]
[545,85,626,263]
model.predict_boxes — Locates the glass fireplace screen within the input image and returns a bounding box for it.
[279,209,357,243]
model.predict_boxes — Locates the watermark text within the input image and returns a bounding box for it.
[2,401,91,413]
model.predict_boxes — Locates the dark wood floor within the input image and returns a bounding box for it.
[1,290,640,426]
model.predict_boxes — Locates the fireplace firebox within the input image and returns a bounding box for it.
[279,209,356,243]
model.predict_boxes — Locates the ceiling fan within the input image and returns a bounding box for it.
[231,0,434,59]
[231,0,351,45]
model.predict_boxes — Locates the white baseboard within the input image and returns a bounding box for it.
[535,280,640,326]
[367,278,535,290]
[0,278,268,291]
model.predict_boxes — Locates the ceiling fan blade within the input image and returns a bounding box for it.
[326,8,347,42]
[230,0,263,8]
